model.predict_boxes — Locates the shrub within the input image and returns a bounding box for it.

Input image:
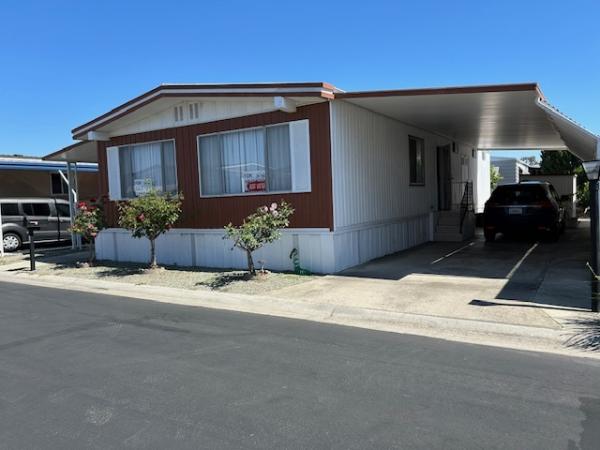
[118,190,183,268]
[224,201,294,276]
[69,198,105,264]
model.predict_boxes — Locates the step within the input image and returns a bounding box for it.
[438,216,461,226]
[435,224,461,234]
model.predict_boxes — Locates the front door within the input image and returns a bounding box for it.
[437,144,452,210]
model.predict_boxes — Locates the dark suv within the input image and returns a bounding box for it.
[1,198,72,251]
[483,182,566,242]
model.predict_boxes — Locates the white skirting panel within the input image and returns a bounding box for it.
[331,214,431,272]
[95,228,337,274]
[95,214,431,274]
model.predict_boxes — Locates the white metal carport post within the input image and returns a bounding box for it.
[66,162,82,250]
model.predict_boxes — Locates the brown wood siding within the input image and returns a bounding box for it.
[97,102,333,230]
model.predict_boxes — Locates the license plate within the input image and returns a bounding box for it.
[508,207,523,215]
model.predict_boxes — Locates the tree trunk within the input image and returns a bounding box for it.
[246,250,255,276]
[149,239,157,269]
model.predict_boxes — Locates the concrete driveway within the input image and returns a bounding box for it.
[271,221,594,332]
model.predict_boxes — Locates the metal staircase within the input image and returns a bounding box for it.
[434,181,475,242]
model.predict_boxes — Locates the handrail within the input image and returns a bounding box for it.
[459,181,474,233]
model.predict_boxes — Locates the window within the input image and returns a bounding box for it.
[0,203,19,216]
[22,203,51,216]
[409,136,425,185]
[56,203,71,217]
[106,140,177,200]
[51,173,69,195]
[197,120,310,196]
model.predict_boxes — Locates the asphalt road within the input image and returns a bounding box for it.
[0,281,599,449]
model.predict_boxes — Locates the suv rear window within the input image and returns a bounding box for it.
[490,185,547,204]
[0,203,19,216]
[22,203,51,216]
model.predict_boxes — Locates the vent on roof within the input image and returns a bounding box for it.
[174,105,184,122]
[189,103,200,120]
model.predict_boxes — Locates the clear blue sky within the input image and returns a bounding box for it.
[1,0,598,157]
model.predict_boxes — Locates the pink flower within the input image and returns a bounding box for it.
[77,202,87,210]
[137,213,145,222]
[90,232,97,238]
[272,210,279,217]
[260,206,269,213]
[270,202,278,211]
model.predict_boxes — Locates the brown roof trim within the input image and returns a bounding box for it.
[72,82,337,135]
[42,140,89,161]
[337,83,541,99]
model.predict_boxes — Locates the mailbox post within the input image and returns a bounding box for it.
[23,218,40,271]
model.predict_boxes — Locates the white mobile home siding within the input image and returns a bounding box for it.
[329,101,454,270]
[330,101,448,229]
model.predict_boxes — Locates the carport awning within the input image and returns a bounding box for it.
[43,140,98,163]
[337,84,599,160]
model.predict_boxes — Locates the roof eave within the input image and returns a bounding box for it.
[71,82,338,137]
[336,82,542,99]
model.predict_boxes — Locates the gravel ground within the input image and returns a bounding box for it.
[0,255,22,266]
[34,260,316,295]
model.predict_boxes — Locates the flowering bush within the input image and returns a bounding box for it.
[118,190,183,268]
[69,198,105,264]
[224,201,294,275]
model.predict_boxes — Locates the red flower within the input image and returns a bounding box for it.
[137,213,145,222]
[77,201,87,209]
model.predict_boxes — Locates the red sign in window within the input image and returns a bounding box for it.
[246,180,266,192]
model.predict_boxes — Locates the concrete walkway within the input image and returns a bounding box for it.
[0,223,598,358]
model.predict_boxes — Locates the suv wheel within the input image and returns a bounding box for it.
[2,233,22,252]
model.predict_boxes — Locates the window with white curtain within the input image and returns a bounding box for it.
[113,140,177,198]
[197,120,310,196]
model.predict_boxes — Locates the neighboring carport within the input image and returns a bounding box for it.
[43,140,98,249]
[336,83,600,310]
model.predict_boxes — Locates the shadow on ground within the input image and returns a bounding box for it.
[196,272,248,289]
[564,317,600,352]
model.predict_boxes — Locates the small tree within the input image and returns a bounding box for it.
[224,201,294,276]
[118,190,182,269]
[490,165,503,190]
[70,199,105,264]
